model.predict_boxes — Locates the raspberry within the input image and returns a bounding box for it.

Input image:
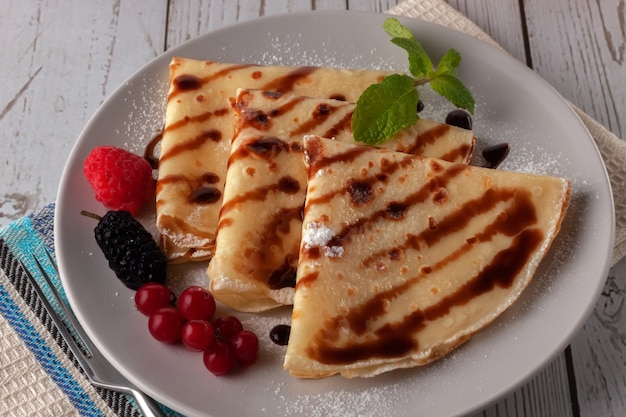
[84,146,155,215]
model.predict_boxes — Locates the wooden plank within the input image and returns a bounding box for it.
[524,0,625,140]
[569,259,626,417]
[347,0,403,12]
[165,0,404,50]
[446,0,527,63]
[166,0,320,49]
[0,0,168,226]
[524,1,626,416]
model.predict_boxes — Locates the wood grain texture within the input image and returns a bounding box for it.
[570,258,626,417]
[525,0,625,140]
[447,0,527,63]
[0,0,167,225]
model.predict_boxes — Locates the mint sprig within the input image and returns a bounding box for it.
[352,18,475,145]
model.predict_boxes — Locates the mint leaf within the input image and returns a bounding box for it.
[429,73,475,114]
[352,74,419,145]
[382,17,414,39]
[352,18,476,145]
[390,37,432,77]
[434,49,461,77]
[384,18,432,78]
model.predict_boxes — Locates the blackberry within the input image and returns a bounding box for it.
[84,210,167,290]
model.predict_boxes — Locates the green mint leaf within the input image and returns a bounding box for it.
[384,18,432,78]
[434,49,461,77]
[352,74,419,145]
[382,17,414,39]
[390,37,432,78]
[351,18,476,146]
[429,73,475,114]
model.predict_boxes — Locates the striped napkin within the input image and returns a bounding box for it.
[2,1,624,416]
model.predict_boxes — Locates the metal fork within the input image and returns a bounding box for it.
[21,249,167,417]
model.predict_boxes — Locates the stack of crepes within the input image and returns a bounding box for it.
[155,57,570,378]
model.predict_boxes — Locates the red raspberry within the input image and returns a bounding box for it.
[84,146,155,215]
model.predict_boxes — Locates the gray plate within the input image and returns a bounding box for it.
[55,11,614,417]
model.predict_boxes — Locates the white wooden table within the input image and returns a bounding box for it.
[1,1,625,416]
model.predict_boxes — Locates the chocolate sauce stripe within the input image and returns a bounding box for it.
[310,227,544,365]
[219,176,302,219]
[307,140,373,173]
[323,111,354,139]
[288,103,343,137]
[439,143,472,163]
[360,187,522,267]
[240,98,353,141]
[326,189,528,337]
[259,66,319,93]
[156,172,221,197]
[311,162,468,249]
[305,150,416,207]
[404,124,452,155]
[163,107,230,134]
[167,63,255,103]
[159,131,218,165]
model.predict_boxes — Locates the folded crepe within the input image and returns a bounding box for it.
[283,136,571,378]
[207,89,476,312]
[156,57,394,262]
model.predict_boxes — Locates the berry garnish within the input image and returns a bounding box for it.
[84,145,155,215]
[269,324,291,346]
[135,283,174,316]
[181,320,214,352]
[481,143,510,169]
[203,342,237,376]
[232,330,259,365]
[83,210,167,290]
[148,307,184,344]
[445,109,473,130]
[213,316,244,343]
[177,286,216,321]
[135,284,260,376]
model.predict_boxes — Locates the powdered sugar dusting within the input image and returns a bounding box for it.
[121,73,167,155]
[281,382,408,417]
[303,221,333,247]
[255,34,394,70]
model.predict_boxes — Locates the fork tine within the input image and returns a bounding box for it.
[31,250,95,356]
[23,249,167,417]
[19,257,95,377]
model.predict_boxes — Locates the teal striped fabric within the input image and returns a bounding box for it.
[0,204,177,417]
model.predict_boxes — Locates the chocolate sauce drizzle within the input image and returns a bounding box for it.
[299,140,542,365]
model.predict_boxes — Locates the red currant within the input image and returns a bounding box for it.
[203,342,237,376]
[181,320,214,352]
[148,307,184,344]
[213,315,243,343]
[135,283,173,316]
[177,286,216,321]
[232,330,259,366]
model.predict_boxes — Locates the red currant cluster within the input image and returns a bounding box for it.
[134,283,259,376]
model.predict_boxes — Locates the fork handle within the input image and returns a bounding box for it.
[128,389,168,417]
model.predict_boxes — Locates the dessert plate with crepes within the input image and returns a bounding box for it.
[54,11,613,417]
